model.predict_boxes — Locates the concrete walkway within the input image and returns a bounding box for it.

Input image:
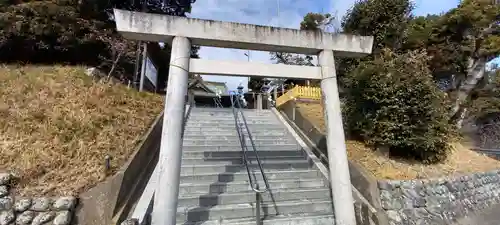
[454,204,500,225]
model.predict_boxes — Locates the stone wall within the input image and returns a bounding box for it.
[278,100,500,225]
[378,169,500,224]
[0,173,77,225]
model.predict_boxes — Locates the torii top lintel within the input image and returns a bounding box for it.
[114,9,373,57]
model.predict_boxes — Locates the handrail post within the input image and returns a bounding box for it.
[255,192,262,225]
[273,87,278,104]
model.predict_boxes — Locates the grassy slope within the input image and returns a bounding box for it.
[295,102,500,180]
[0,65,163,196]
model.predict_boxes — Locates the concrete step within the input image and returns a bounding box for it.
[182,150,305,159]
[182,144,301,151]
[181,156,306,166]
[191,110,274,117]
[178,187,331,208]
[180,161,312,176]
[187,115,275,120]
[183,135,293,141]
[186,119,280,125]
[180,213,335,225]
[183,131,289,137]
[191,108,273,113]
[176,199,334,223]
[182,139,296,146]
[183,127,287,133]
[185,124,284,129]
[189,115,275,120]
[179,170,322,185]
[178,178,326,196]
[192,107,270,110]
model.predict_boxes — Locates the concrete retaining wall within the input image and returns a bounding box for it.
[378,170,500,224]
[75,112,164,225]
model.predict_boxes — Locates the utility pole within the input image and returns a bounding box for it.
[139,43,148,92]
[244,51,250,91]
[277,0,280,27]
[133,0,147,89]
[133,43,142,89]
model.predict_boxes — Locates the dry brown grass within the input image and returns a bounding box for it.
[295,101,500,180]
[0,65,163,196]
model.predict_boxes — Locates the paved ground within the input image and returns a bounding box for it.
[454,204,500,225]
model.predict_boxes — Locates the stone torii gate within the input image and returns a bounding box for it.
[113,9,373,225]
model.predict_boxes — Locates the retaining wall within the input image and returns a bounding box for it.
[279,100,500,225]
[75,112,164,225]
[378,170,500,224]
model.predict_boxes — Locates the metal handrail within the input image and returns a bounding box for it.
[214,96,223,108]
[182,91,195,138]
[230,93,270,193]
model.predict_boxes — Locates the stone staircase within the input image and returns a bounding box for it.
[177,107,335,225]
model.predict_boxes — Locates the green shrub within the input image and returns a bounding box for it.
[343,49,454,163]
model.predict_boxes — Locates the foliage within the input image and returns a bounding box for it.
[467,68,500,149]
[340,0,499,128]
[267,12,334,89]
[342,0,414,53]
[270,53,313,66]
[0,1,108,62]
[403,15,440,51]
[468,67,500,122]
[424,0,500,80]
[433,0,499,123]
[248,77,265,92]
[344,49,454,163]
[79,0,196,22]
[190,45,200,58]
[0,1,137,80]
[300,12,335,32]
[338,0,414,80]
[270,12,334,67]
[270,12,334,68]
[0,0,197,82]
[435,0,500,60]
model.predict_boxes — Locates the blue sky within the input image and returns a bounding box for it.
[189,0,498,91]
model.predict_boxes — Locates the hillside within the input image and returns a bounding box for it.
[0,65,163,196]
[295,102,500,180]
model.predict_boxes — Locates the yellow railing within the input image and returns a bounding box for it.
[276,85,322,107]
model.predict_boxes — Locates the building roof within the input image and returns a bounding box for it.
[187,78,229,97]
[203,81,228,94]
